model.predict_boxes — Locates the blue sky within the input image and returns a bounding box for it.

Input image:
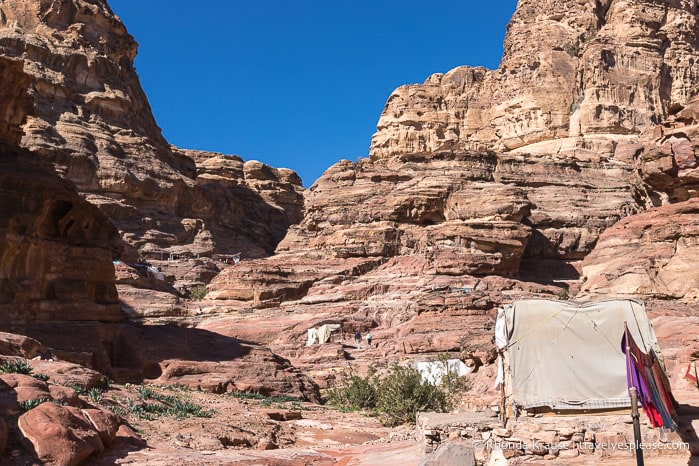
[111,1,518,187]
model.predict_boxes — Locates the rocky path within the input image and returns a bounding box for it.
[87,385,415,466]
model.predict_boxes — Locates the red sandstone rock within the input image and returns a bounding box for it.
[0,0,304,291]
[82,407,119,445]
[18,402,105,466]
[581,199,699,300]
[0,332,49,359]
[0,148,123,323]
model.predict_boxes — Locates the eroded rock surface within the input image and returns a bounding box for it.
[581,198,699,300]
[0,145,123,324]
[370,0,699,159]
[204,0,699,410]
[0,0,304,277]
[2,0,699,464]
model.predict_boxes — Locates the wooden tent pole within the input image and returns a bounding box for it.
[630,387,644,466]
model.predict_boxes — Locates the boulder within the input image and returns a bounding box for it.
[18,403,105,466]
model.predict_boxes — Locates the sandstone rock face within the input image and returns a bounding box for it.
[0,332,49,359]
[204,0,699,404]
[0,145,123,323]
[579,84,699,298]
[0,0,304,276]
[283,150,636,267]
[581,198,699,300]
[370,0,699,159]
[9,321,320,402]
[18,402,108,466]
[636,94,699,204]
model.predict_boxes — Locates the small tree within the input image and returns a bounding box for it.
[374,363,450,426]
[326,365,377,412]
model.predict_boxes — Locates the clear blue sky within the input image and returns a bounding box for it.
[110,1,518,187]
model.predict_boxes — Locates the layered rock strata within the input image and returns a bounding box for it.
[0,144,123,323]
[205,0,699,399]
[0,0,304,273]
[581,198,699,300]
[370,0,699,159]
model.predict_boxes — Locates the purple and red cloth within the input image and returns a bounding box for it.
[622,329,677,430]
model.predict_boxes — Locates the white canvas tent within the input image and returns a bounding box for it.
[495,299,659,411]
[306,323,341,346]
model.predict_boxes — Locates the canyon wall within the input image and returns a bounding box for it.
[0,0,317,400]
[205,0,699,383]
[0,0,304,268]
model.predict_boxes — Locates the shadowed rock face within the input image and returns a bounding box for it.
[0,145,123,323]
[0,0,304,267]
[0,0,318,408]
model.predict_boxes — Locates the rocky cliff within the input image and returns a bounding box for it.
[1,0,699,463]
[0,145,123,324]
[0,6,320,462]
[0,0,304,273]
[205,0,699,390]
[370,0,699,159]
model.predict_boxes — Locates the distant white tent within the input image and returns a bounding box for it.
[306,323,341,346]
[416,359,472,386]
[495,299,659,411]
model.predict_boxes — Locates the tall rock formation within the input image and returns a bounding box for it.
[0,51,122,323]
[0,0,318,408]
[0,0,304,268]
[370,0,699,158]
[206,0,699,381]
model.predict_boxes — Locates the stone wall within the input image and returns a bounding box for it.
[416,411,689,465]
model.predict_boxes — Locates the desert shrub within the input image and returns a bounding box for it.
[19,398,50,411]
[167,398,213,419]
[97,376,112,390]
[326,365,377,412]
[88,387,104,403]
[229,391,267,401]
[326,358,470,426]
[374,364,450,427]
[71,385,87,395]
[190,284,208,300]
[129,384,213,420]
[0,360,33,375]
[33,373,50,382]
[434,353,472,399]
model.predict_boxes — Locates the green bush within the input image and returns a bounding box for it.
[434,353,472,397]
[326,366,377,412]
[374,364,449,427]
[190,284,208,300]
[326,360,468,426]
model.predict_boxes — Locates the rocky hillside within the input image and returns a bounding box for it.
[0,0,698,464]
[205,0,698,388]
[0,0,304,270]
[0,4,320,463]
